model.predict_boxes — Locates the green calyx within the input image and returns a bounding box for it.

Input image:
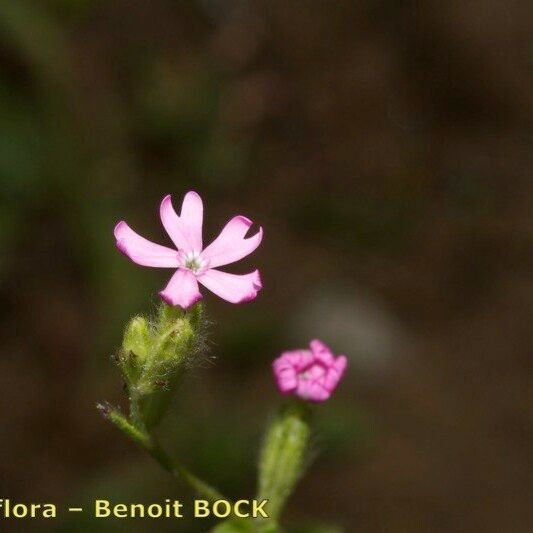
[116,302,204,430]
[215,401,311,531]
[257,400,312,523]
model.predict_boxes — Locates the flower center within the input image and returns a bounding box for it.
[298,362,326,382]
[181,250,207,274]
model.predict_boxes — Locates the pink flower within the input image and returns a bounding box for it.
[114,192,263,309]
[273,340,347,402]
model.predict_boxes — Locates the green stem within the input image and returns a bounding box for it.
[128,389,145,431]
[103,406,226,502]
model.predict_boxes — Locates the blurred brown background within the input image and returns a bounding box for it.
[0,0,532,531]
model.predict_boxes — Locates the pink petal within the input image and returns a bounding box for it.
[197,268,262,304]
[310,339,334,365]
[308,364,327,379]
[323,355,348,391]
[159,268,203,309]
[274,367,298,394]
[160,192,203,253]
[287,350,314,372]
[114,221,180,268]
[201,216,263,268]
[273,350,308,370]
[296,379,330,402]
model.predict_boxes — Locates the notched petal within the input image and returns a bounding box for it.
[201,215,263,268]
[114,221,180,268]
[159,268,203,309]
[197,268,263,304]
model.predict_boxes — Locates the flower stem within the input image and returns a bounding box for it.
[101,405,226,502]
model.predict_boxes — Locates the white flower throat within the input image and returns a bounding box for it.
[180,250,208,274]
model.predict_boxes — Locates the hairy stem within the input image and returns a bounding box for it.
[101,406,226,502]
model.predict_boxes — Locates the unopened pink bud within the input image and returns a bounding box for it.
[272,339,347,402]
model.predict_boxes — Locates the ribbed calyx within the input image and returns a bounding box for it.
[257,400,311,523]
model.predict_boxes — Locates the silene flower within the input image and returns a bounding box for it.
[273,340,347,402]
[114,192,263,309]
